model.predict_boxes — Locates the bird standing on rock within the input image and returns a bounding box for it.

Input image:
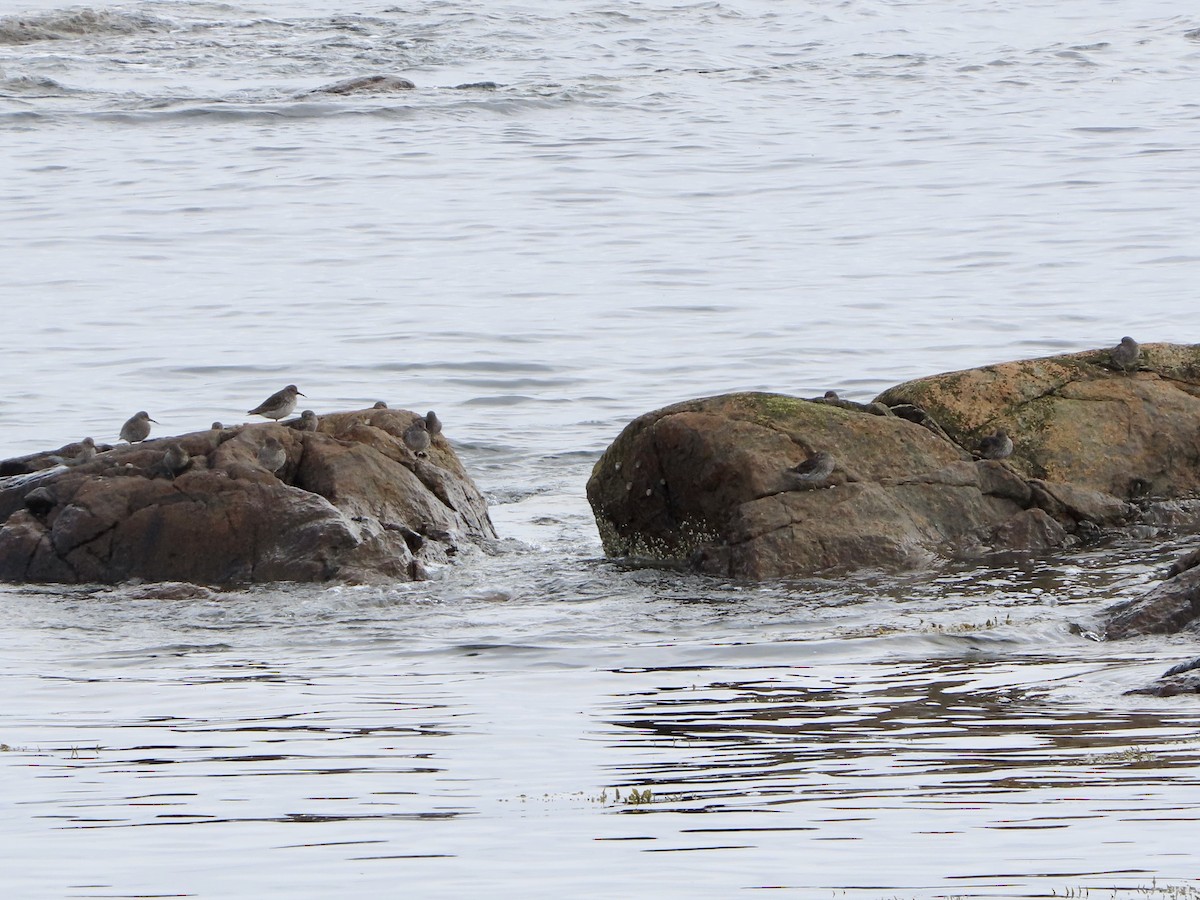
[424,410,442,437]
[404,417,431,457]
[248,385,305,421]
[788,450,835,486]
[159,443,191,479]
[977,429,1013,460]
[120,411,159,443]
[297,410,319,432]
[1111,336,1140,373]
[257,437,287,474]
[48,437,97,468]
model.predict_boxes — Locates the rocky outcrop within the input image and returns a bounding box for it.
[1100,565,1200,641]
[589,344,1200,580]
[587,392,1103,579]
[0,407,494,585]
[876,343,1200,499]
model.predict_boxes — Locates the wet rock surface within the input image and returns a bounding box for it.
[0,408,495,585]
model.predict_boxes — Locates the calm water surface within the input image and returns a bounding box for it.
[2,1,1200,897]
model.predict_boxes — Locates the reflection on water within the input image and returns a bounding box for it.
[4,539,1200,897]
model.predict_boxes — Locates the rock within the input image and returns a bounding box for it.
[586,392,1075,579]
[307,75,415,95]
[1026,479,1133,527]
[1166,546,1200,578]
[590,343,1200,580]
[875,343,1200,500]
[1099,565,1200,640]
[0,408,495,585]
[1125,656,1200,696]
[1125,672,1200,697]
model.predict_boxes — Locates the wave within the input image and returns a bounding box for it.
[0,73,76,96]
[0,8,172,45]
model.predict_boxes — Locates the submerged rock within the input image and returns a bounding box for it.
[0,407,495,585]
[306,74,416,95]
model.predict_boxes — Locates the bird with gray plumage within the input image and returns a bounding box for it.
[823,391,839,402]
[257,436,287,474]
[120,411,159,443]
[404,417,431,457]
[47,437,97,468]
[424,410,442,437]
[977,429,1013,460]
[787,449,835,486]
[1111,336,1140,373]
[372,400,388,409]
[248,385,305,421]
[297,409,319,432]
[158,443,191,479]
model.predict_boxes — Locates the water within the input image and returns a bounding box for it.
[3,1,1200,897]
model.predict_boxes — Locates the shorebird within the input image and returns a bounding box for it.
[823,391,839,402]
[120,411,159,443]
[257,436,287,474]
[978,429,1013,460]
[789,450,835,485]
[1111,336,1140,373]
[248,385,304,421]
[159,443,191,478]
[404,417,431,457]
[424,410,442,437]
[47,437,97,468]
[211,421,224,430]
[372,400,388,409]
[297,409,319,432]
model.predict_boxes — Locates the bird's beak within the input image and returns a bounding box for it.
[150,418,161,424]
[298,391,307,397]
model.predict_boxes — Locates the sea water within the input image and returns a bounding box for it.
[2,1,1200,896]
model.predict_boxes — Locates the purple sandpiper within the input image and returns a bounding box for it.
[159,443,191,478]
[404,417,431,457]
[977,429,1013,460]
[120,411,159,443]
[257,436,287,474]
[1111,336,1140,373]
[789,450,835,484]
[248,385,305,421]
[48,437,97,467]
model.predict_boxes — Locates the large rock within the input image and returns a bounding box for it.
[876,342,1200,499]
[0,408,495,585]
[589,344,1200,579]
[587,393,1085,579]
